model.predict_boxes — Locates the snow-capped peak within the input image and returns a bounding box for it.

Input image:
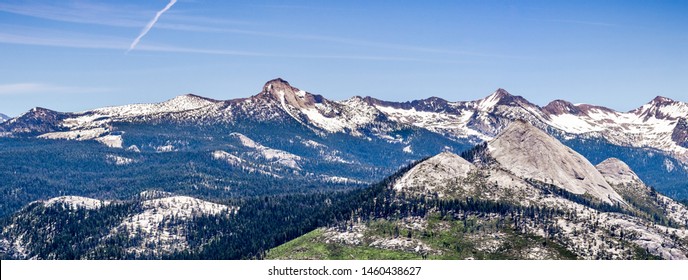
[89,93,217,119]
[167,93,217,105]
[491,88,512,99]
[477,89,511,110]
[632,95,688,121]
[474,88,532,111]
[157,93,218,111]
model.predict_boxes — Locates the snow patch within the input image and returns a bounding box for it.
[38,127,107,141]
[106,154,136,165]
[403,145,413,154]
[155,144,176,152]
[231,133,301,169]
[212,150,243,166]
[44,196,109,210]
[109,196,237,256]
[96,135,123,148]
[664,159,675,172]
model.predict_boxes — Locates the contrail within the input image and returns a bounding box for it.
[127,0,177,53]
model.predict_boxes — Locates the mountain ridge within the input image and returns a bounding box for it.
[0,78,686,201]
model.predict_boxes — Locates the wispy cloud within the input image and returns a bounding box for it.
[0,1,519,59]
[0,26,128,50]
[128,0,177,53]
[0,27,465,63]
[0,1,147,28]
[0,83,111,95]
[0,1,250,28]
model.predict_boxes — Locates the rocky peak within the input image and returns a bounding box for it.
[480,88,511,104]
[477,88,533,111]
[262,78,293,94]
[652,96,675,105]
[488,120,625,204]
[632,95,686,121]
[256,78,324,110]
[543,99,582,116]
[595,158,643,186]
[491,88,512,99]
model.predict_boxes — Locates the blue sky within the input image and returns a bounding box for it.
[0,0,686,116]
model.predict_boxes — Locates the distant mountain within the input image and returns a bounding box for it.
[1,78,685,199]
[0,113,8,123]
[3,79,687,161]
[268,122,688,260]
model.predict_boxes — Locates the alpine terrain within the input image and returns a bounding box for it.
[268,121,688,260]
[1,79,687,259]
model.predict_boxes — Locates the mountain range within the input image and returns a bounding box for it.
[1,78,687,198]
[1,78,687,259]
[4,79,688,158]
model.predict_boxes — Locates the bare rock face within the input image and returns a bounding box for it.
[672,118,688,148]
[596,158,644,187]
[488,120,625,205]
[542,99,583,116]
[393,151,475,197]
[260,78,320,110]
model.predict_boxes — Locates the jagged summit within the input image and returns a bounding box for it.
[631,95,687,120]
[479,88,512,106]
[488,120,625,204]
[492,88,512,98]
[476,88,534,111]
[652,96,675,104]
